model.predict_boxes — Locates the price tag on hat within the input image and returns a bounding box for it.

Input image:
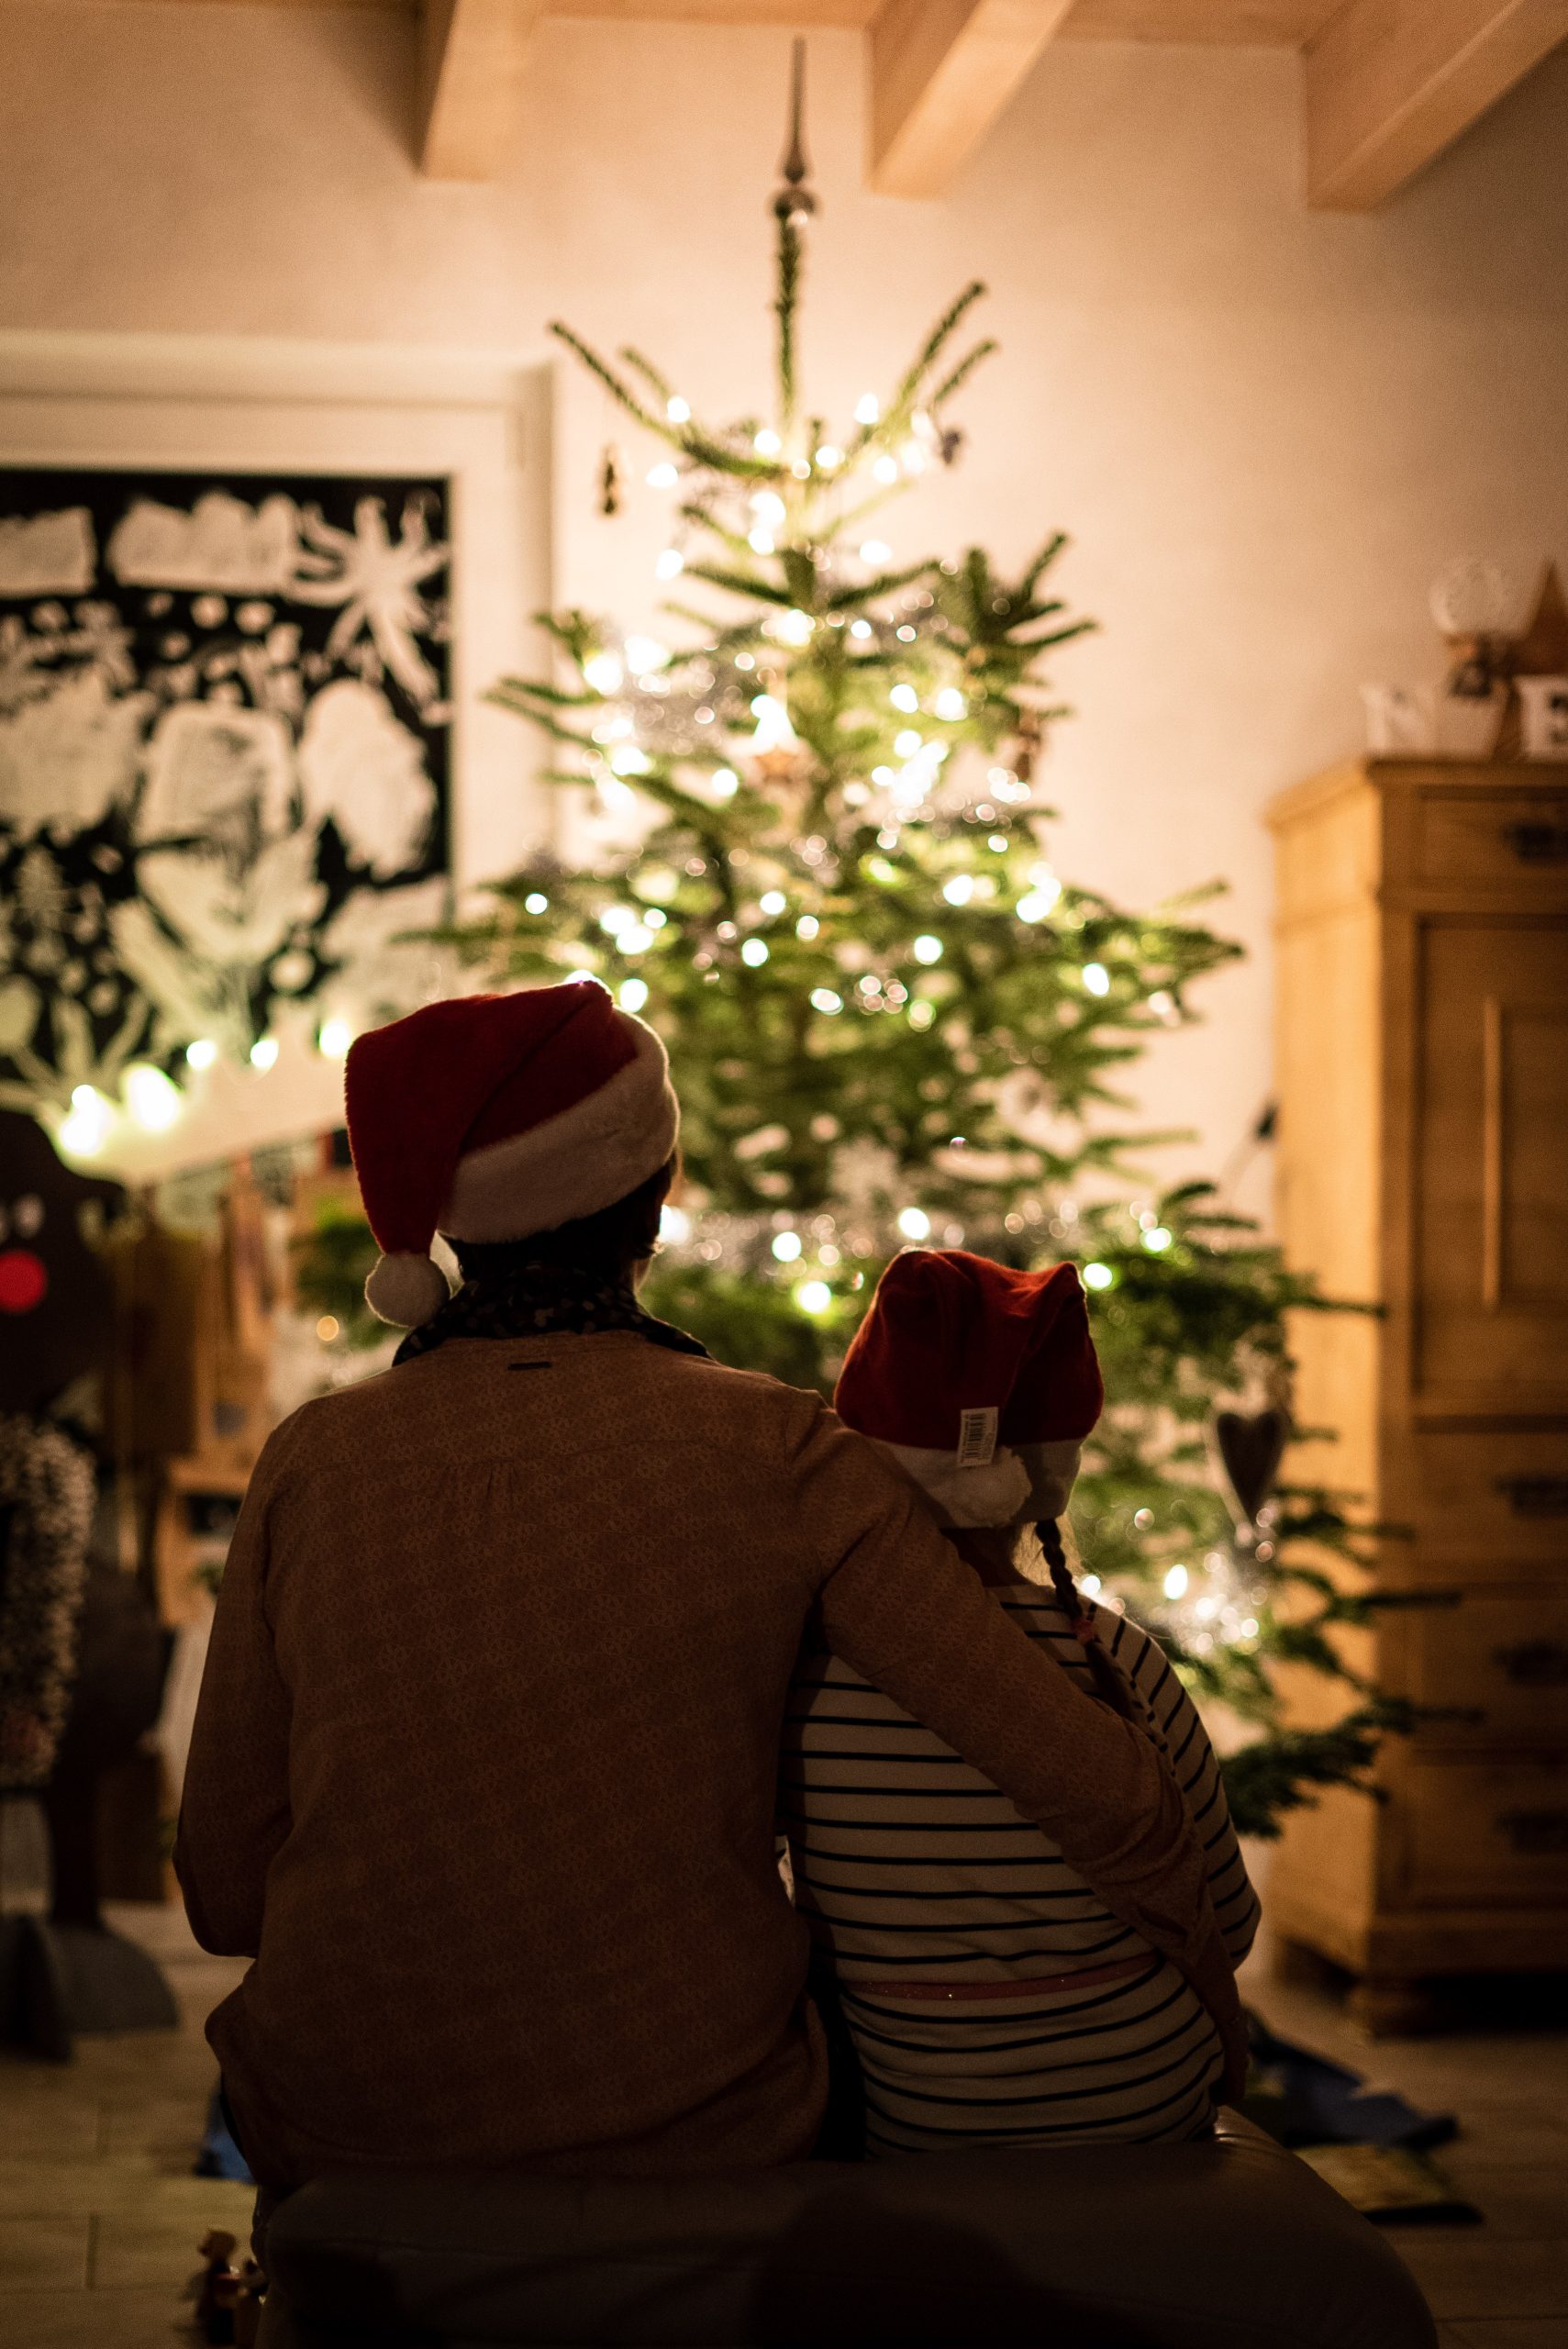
[956,1407,998,1468]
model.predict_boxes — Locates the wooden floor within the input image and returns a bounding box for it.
[0,1901,1564,2346]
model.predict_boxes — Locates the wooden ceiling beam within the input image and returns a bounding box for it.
[417,0,538,179]
[869,0,1075,197]
[1304,0,1568,210]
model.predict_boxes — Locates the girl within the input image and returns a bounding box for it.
[784,1248,1259,2155]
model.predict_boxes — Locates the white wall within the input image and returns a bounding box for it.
[4,8,1566,1217]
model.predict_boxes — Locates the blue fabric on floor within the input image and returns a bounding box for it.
[1243,2013,1456,2151]
[194,2087,255,2183]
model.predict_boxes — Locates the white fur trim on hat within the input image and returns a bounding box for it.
[876,1436,1084,1529]
[365,1250,451,1330]
[441,1015,679,1244]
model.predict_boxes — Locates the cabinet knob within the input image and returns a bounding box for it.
[1496,1475,1568,1519]
[1492,1642,1568,1687]
[1500,819,1568,863]
[1497,1809,1568,1857]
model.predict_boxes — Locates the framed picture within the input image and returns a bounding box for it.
[0,338,550,1174]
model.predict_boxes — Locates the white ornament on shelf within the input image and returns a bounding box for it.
[1517,675,1568,760]
[1361,684,1435,756]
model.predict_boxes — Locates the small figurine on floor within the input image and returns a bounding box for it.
[192,2226,265,2346]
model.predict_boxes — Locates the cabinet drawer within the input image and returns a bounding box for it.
[1410,1589,1568,1742]
[1415,790,1568,887]
[1394,1431,1568,1574]
[1401,1753,1568,1907]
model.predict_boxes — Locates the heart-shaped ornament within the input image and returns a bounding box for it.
[1215,1407,1290,1525]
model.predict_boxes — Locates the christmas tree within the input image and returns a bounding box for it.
[300,57,1402,1834]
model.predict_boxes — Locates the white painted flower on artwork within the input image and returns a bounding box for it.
[137,700,295,852]
[0,509,95,599]
[106,492,300,594]
[0,976,39,1057]
[111,897,246,1061]
[0,670,151,832]
[317,875,453,1029]
[291,497,447,709]
[297,679,435,877]
[138,829,325,971]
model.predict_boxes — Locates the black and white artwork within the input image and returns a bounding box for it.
[0,467,452,1115]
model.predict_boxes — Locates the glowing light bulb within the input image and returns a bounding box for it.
[619,924,654,954]
[618,977,650,1013]
[317,1018,352,1062]
[184,1038,217,1071]
[751,490,786,524]
[624,636,670,674]
[796,914,818,940]
[599,905,637,933]
[58,1085,111,1158]
[900,440,929,474]
[740,938,770,967]
[610,745,651,775]
[811,988,843,1015]
[655,548,684,580]
[250,1035,279,1072]
[125,1074,179,1146]
[1163,1564,1190,1600]
[816,444,842,470]
[772,1230,803,1263]
[760,890,787,916]
[754,428,783,457]
[912,935,942,964]
[524,892,550,914]
[646,462,678,489]
[895,729,923,759]
[855,393,881,425]
[749,529,776,555]
[890,684,919,713]
[934,687,966,721]
[908,1000,934,1030]
[873,455,899,484]
[583,652,624,696]
[775,608,815,647]
[1017,892,1056,924]
[711,767,740,799]
[751,695,798,754]
[795,1279,832,1317]
[1081,1574,1103,1598]
[896,1208,931,1241]
[1141,1226,1173,1252]
[1083,1261,1115,1291]
[941,875,974,907]
[850,618,873,640]
[860,540,891,565]
[666,395,691,423]
[1083,962,1111,996]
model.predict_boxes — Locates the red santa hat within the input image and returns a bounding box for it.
[344,981,680,1328]
[834,1249,1103,1528]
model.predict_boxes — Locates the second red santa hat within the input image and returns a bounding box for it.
[834,1249,1103,1528]
[344,981,680,1328]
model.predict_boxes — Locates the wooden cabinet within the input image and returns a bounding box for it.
[1266,759,1568,2021]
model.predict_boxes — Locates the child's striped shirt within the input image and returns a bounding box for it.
[783,1582,1259,2155]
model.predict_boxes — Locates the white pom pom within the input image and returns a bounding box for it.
[365,1251,450,1328]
